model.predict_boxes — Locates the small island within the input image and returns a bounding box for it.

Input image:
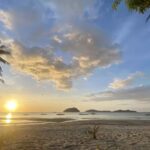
[86,109,111,112]
[113,109,137,113]
[64,107,80,112]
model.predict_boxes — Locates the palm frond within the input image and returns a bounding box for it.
[0,57,9,64]
[146,13,150,22]
[0,66,2,76]
[0,50,10,55]
[0,43,10,81]
[112,0,122,10]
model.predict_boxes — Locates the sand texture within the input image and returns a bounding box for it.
[0,120,150,150]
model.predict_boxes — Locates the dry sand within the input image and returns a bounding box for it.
[0,120,150,150]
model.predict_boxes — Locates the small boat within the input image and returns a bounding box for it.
[145,113,150,116]
[79,113,88,115]
[91,112,96,115]
[40,113,47,115]
[56,113,64,115]
[23,113,29,116]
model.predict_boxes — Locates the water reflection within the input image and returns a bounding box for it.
[5,118,11,123]
[5,113,12,124]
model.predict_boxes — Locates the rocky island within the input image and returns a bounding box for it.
[64,107,80,112]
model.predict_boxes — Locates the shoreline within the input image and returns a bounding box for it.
[1,118,150,126]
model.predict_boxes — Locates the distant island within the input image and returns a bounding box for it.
[86,109,111,112]
[64,107,80,112]
[85,109,137,113]
[63,108,137,113]
[113,110,137,113]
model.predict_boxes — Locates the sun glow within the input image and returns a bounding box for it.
[5,100,17,112]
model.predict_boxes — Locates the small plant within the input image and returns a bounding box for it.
[96,145,101,150]
[87,125,99,140]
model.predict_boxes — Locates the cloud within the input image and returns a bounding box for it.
[0,10,12,29]
[0,0,121,90]
[86,85,150,101]
[109,72,144,89]
[5,37,120,90]
[51,22,121,71]
[7,41,73,90]
[0,1,56,46]
[83,0,104,21]
[114,15,137,44]
[0,0,103,45]
[42,0,94,19]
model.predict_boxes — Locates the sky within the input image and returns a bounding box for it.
[0,0,150,112]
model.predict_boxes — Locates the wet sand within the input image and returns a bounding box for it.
[0,119,150,150]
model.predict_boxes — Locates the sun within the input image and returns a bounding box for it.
[5,100,17,112]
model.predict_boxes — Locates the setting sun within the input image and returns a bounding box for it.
[5,101,17,112]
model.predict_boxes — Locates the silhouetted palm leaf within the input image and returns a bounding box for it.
[112,0,150,21]
[0,43,10,82]
[146,14,150,22]
[0,57,9,64]
[112,0,122,10]
[0,49,10,55]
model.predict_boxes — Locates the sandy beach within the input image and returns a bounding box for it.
[0,119,150,150]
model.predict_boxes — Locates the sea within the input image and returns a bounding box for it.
[0,112,150,126]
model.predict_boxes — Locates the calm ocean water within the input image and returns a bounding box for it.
[0,112,150,126]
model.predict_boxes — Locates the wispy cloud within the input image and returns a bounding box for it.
[0,10,12,30]
[109,72,144,90]
[86,85,150,101]
[114,16,136,43]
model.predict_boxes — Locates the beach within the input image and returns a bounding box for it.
[0,119,150,150]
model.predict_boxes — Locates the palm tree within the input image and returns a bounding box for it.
[0,43,10,83]
[112,0,150,22]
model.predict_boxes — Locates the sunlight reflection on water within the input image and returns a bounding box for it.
[5,118,11,123]
[5,113,12,124]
